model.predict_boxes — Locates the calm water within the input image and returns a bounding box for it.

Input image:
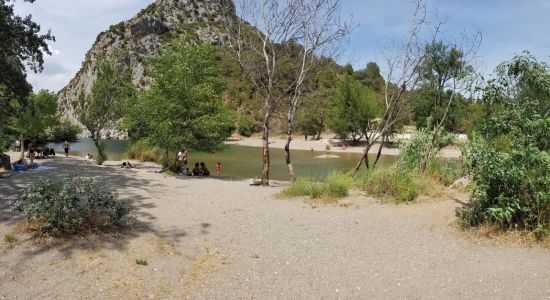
[47,139,395,181]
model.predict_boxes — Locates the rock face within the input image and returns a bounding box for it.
[57,0,236,139]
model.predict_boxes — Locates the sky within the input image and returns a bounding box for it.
[13,0,550,92]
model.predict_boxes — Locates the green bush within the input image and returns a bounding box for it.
[281,172,354,199]
[398,125,454,171]
[0,135,16,151]
[460,54,550,232]
[238,116,254,137]
[127,140,165,163]
[12,175,130,235]
[426,158,464,186]
[325,172,355,198]
[49,121,82,142]
[358,166,421,202]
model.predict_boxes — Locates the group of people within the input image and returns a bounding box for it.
[26,142,56,164]
[175,149,222,177]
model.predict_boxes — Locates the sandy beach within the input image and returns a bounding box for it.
[227,136,463,158]
[2,156,550,299]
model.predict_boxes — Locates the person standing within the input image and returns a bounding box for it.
[182,150,188,168]
[216,162,221,175]
[63,140,70,158]
[28,142,36,164]
[14,140,20,152]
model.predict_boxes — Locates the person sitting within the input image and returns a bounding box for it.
[181,167,189,176]
[121,161,135,169]
[49,148,56,156]
[85,153,91,160]
[200,162,210,176]
[35,148,43,159]
[192,162,201,176]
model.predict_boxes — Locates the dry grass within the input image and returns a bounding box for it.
[454,223,550,248]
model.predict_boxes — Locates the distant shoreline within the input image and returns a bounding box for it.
[226,136,462,158]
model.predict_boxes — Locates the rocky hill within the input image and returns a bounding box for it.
[57,0,236,138]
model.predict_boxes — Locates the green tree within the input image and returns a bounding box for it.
[9,89,58,159]
[126,42,234,168]
[353,62,385,92]
[462,53,550,232]
[49,121,82,142]
[414,39,478,171]
[413,41,473,132]
[0,0,54,132]
[328,76,379,144]
[76,55,135,165]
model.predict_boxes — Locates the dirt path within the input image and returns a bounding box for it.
[1,158,549,299]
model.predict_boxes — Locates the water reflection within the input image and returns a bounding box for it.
[48,139,395,181]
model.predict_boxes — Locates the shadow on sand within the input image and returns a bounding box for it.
[0,158,195,258]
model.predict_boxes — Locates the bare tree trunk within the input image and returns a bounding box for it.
[284,138,294,183]
[420,92,455,172]
[19,134,24,160]
[373,134,387,167]
[261,119,270,186]
[354,143,372,173]
[92,132,106,165]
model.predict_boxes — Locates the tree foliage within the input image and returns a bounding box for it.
[76,54,135,164]
[9,89,58,155]
[413,41,473,132]
[328,76,379,143]
[0,0,54,132]
[126,42,234,166]
[353,62,385,92]
[462,53,550,233]
[49,121,82,142]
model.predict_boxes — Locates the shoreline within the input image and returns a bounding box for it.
[226,136,462,158]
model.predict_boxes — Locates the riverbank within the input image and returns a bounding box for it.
[226,136,462,158]
[2,157,550,298]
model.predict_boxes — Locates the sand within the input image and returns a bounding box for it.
[227,136,462,158]
[2,157,550,299]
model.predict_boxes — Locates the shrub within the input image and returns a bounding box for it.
[127,140,165,163]
[425,158,464,186]
[136,259,148,266]
[325,172,355,198]
[460,54,550,232]
[398,126,454,171]
[4,234,17,244]
[281,172,354,200]
[49,121,82,142]
[238,116,254,137]
[0,135,16,151]
[12,175,130,235]
[358,166,422,202]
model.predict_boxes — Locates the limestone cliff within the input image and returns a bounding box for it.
[57,0,236,139]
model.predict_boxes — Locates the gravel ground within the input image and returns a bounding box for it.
[1,158,549,299]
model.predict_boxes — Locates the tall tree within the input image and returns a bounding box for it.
[328,76,379,146]
[462,53,550,230]
[354,0,428,172]
[227,0,351,184]
[417,37,480,171]
[76,55,135,165]
[9,89,58,159]
[0,0,54,133]
[353,62,385,92]
[125,42,234,168]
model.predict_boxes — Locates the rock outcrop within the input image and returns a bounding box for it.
[57,0,236,139]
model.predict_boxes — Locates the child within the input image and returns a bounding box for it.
[216,162,221,175]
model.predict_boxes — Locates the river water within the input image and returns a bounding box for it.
[47,139,395,181]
